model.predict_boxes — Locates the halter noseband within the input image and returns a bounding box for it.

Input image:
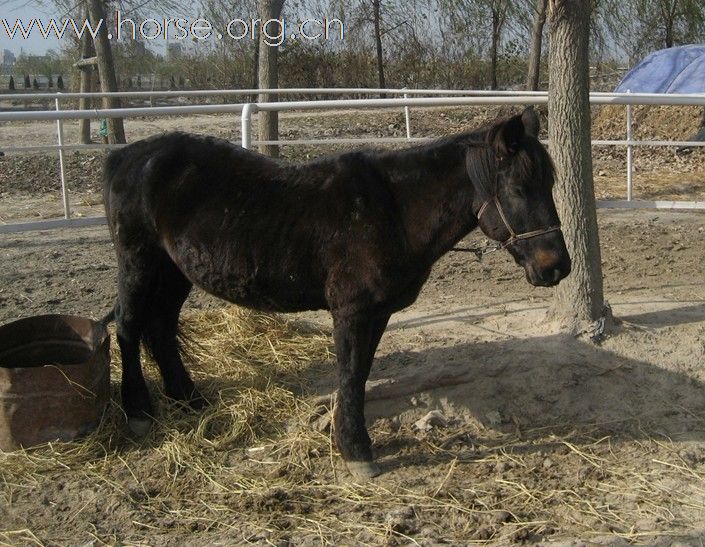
[476,196,562,249]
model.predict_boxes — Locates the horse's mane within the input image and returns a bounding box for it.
[158,121,555,198]
[358,120,555,197]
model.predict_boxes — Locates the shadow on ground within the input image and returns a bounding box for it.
[363,304,705,452]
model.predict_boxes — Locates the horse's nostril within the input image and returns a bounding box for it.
[536,266,565,286]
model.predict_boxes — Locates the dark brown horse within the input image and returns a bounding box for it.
[103,108,570,479]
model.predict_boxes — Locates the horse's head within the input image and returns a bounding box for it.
[468,108,571,287]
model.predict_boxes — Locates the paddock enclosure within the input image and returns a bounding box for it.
[3,103,705,544]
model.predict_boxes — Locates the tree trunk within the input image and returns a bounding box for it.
[665,20,674,48]
[373,0,386,97]
[663,0,676,48]
[526,0,548,91]
[490,7,500,90]
[547,0,607,334]
[257,0,285,158]
[88,0,126,144]
[251,38,260,103]
[78,9,95,145]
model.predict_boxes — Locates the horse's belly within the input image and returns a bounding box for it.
[169,242,327,312]
[218,277,328,313]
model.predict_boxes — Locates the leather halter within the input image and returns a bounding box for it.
[476,195,562,249]
[452,145,562,258]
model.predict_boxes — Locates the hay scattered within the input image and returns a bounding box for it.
[2,306,705,545]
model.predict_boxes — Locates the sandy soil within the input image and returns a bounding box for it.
[3,207,705,544]
[4,108,705,544]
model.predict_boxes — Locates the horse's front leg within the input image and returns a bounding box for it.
[332,312,390,480]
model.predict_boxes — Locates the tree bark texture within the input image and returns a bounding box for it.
[373,0,386,97]
[257,0,285,157]
[78,8,95,145]
[490,7,500,90]
[547,0,606,333]
[87,0,126,144]
[251,38,260,103]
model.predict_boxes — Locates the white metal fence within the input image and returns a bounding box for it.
[2,88,705,234]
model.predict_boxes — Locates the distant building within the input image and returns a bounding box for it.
[1,49,16,73]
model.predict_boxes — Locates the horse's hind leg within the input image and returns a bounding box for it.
[115,250,157,436]
[142,258,205,409]
[333,312,390,480]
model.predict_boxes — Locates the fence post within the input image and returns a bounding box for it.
[403,87,412,140]
[241,103,255,149]
[626,90,633,201]
[55,95,71,219]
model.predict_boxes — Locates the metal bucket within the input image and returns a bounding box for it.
[0,315,110,451]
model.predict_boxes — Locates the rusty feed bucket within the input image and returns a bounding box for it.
[0,315,110,451]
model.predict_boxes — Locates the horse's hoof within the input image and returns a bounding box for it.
[346,460,381,481]
[127,417,152,438]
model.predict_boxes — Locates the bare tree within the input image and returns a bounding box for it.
[547,0,608,334]
[372,0,386,95]
[656,0,705,48]
[258,0,285,157]
[77,7,95,144]
[526,0,547,90]
[202,0,259,96]
[488,0,510,89]
[600,0,705,63]
[87,0,126,144]
[439,0,517,89]
[351,0,394,95]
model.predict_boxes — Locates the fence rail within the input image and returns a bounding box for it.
[0,87,547,101]
[2,89,705,234]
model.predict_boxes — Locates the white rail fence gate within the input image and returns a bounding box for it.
[2,88,705,234]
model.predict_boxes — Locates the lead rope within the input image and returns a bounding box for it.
[453,196,561,260]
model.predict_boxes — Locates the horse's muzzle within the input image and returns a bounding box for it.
[525,253,572,287]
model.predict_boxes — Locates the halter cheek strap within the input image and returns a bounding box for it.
[477,196,562,248]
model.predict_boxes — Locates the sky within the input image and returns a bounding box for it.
[1,2,64,55]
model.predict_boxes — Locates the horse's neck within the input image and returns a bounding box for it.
[380,143,479,261]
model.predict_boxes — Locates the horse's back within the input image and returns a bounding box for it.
[104,132,277,209]
[102,132,408,313]
[103,131,398,235]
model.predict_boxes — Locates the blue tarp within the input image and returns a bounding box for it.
[615,45,705,93]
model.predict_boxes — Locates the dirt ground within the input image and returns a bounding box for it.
[4,108,705,545]
[3,209,705,545]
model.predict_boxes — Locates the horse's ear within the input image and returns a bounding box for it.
[521,106,540,138]
[492,114,525,158]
